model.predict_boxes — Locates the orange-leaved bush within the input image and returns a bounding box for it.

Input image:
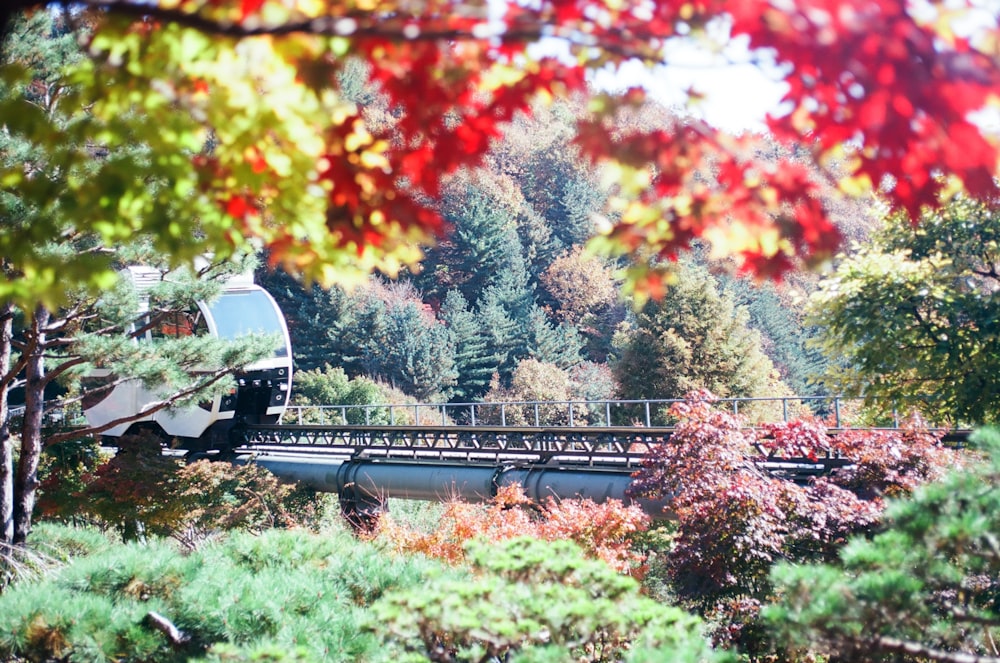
[369,483,649,574]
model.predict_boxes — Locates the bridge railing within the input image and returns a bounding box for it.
[280,395,912,429]
[3,403,87,428]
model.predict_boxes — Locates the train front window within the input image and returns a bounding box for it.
[150,309,208,340]
[208,290,289,358]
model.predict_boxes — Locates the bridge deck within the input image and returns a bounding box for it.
[235,423,865,480]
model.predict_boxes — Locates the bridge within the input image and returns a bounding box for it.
[16,394,963,524]
[230,395,935,524]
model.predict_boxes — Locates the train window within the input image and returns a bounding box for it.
[207,290,289,357]
[150,310,208,340]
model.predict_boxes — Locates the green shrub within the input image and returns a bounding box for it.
[369,537,730,663]
[289,364,392,425]
[0,527,445,662]
[56,538,199,600]
[2,523,116,591]
[26,522,117,561]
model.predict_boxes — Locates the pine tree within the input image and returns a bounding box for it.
[723,276,829,400]
[525,306,583,370]
[381,301,457,401]
[322,280,457,401]
[477,252,536,385]
[418,183,521,306]
[613,262,779,423]
[441,290,497,402]
[328,286,389,379]
[0,15,272,544]
[255,266,340,372]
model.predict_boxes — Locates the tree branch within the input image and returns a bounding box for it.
[27,0,672,61]
[869,635,1000,663]
[144,611,190,646]
[45,366,236,444]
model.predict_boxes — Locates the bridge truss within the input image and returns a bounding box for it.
[234,423,855,482]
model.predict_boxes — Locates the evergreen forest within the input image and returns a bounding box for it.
[259,105,860,417]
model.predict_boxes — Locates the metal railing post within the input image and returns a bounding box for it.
[644,401,651,427]
[834,398,841,428]
[470,404,476,426]
[501,404,507,427]
[568,402,574,427]
[533,403,540,427]
[606,402,611,427]
[782,398,788,422]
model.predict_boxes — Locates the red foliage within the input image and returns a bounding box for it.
[369,483,650,574]
[729,0,1000,217]
[828,424,961,499]
[628,392,961,608]
[758,418,830,461]
[95,0,999,289]
[622,391,961,655]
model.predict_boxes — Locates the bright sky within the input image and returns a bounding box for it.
[585,1,1000,134]
[589,37,789,133]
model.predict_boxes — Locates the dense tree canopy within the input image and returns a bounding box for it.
[0,0,997,310]
[809,196,1000,425]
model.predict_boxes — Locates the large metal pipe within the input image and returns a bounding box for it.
[238,454,672,518]
[338,460,502,503]
[499,465,671,518]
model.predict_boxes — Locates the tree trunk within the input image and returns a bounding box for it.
[13,306,48,544]
[0,300,13,544]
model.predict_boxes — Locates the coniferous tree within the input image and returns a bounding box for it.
[525,306,583,370]
[613,262,780,424]
[381,301,457,401]
[515,207,562,283]
[323,281,457,401]
[255,267,341,372]
[418,183,521,306]
[477,251,537,385]
[2,252,275,545]
[723,277,829,400]
[477,296,523,387]
[520,153,600,253]
[0,15,274,545]
[329,286,390,379]
[441,290,497,402]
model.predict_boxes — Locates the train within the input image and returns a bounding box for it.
[82,266,293,456]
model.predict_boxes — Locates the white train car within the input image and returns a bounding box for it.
[83,266,292,454]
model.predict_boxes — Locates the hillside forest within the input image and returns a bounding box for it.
[259,103,870,419]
